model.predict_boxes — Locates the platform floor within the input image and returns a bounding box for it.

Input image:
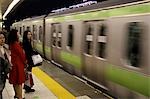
[3,74,57,99]
[3,60,110,99]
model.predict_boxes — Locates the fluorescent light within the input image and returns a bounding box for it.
[3,0,20,19]
[0,10,2,19]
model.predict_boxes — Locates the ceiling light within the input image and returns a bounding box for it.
[3,0,20,20]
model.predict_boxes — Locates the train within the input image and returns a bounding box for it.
[12,0,150,98]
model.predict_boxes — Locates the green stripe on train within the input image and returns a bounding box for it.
[34,44,51,55]
[45,46,51,54]
[108,3,150,17]
[60,51,81,69]
[49,2,150,22]
[106,64,150,97]
[34,43,43,53]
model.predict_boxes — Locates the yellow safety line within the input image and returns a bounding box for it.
[32,67,76,99]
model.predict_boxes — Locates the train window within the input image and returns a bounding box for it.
[87,25,92,35]
[57,24,62,47]
[19,27,22,36]
[33,25,37,40]
[27,26,30,31]
[51,25,56,46]
[99,24,106,36]
[126,22,142,67]
[98,42,106,58]
[97,24,107,58]
[85,24,93,55]
[23,26,25,33]
[39,26,43,42]
[67,25,74,49]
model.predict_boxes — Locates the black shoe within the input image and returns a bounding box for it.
[23,85,29,90]
[25,88,35,93]
[14,96,25,99]
[24,85,35,93]
[14,95,17,98]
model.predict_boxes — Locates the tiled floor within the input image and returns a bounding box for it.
[3,74,57,99]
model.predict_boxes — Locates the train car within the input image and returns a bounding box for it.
[45,14,84,75]
[12,0,150,98]
[12,21,23,35]
[12,19,33,41]
[19,16,45,56]
[29,16,45,56]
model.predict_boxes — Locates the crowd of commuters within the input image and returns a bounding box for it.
[0,29,35,99]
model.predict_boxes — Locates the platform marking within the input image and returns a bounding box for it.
[33,67,76,99]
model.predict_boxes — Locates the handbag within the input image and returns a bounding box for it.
[31,54,43,66]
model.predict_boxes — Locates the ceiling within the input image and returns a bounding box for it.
[1,0,97,29]
[4,0,105,26]
[6,0,97,21]
[1,0,89,21]
[0,0,13,20]
[2,0,143,22]
[1,0,141,29]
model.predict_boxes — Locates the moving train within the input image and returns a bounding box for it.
[12,0,150,98]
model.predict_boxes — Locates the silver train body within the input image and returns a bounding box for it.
[12,0,150,98]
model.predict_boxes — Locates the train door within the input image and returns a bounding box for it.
[32,25,38,50]
[83,21,107,87]
[44,22,51,60]
[94,21,107,86]
[51,23,62,64]
[38,25,44,55]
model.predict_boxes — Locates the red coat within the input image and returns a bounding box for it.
[9,42,26,85]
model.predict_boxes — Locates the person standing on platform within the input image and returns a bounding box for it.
[0,31,10,99]
[8,29,26,99]
[23,30,35,93]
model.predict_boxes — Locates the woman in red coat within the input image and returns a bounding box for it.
[8,29,26,99]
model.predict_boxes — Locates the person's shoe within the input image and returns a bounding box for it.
[14,95,17,99]
[29,88,35,92]
[25,88,35,93]
[14,96,25,99]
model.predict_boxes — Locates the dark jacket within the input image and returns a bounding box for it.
[0,57,10,82]
[0,45,10,86]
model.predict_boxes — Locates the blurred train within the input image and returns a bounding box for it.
[12,0,150,98]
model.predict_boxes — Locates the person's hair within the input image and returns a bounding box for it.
[23,30,31,44]
[0,31,6,38]
[8,29,18,45]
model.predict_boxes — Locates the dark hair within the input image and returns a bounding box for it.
[8,29,18,45]
[23,30,31,43]
[0,31,6,38]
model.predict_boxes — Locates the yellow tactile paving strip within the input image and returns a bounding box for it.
[32,67,76,99]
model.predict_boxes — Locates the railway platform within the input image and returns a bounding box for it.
[3,60,112,99]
